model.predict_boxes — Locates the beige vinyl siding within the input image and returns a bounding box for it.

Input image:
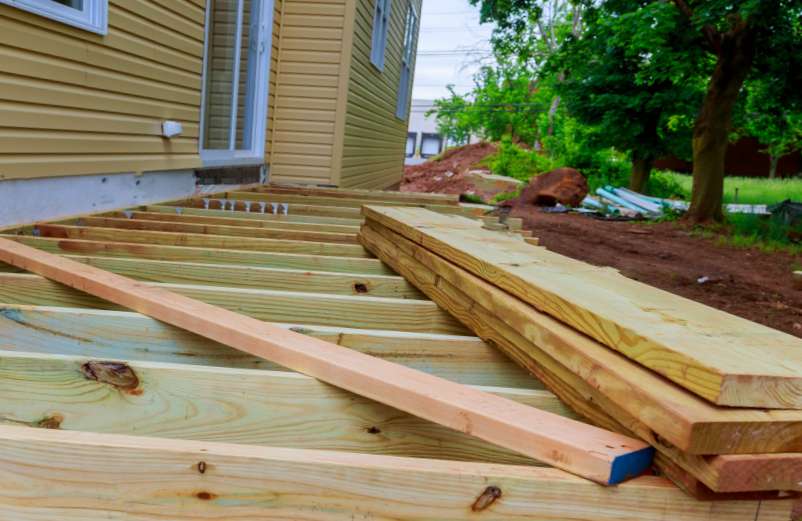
[267,0,348,185]
[264,0,282,165]
[0,1,207,181]
[337,0,419,189]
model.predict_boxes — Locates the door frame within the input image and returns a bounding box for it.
[198,0,274,167]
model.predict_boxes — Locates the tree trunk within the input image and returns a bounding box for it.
[630,154,653,193]
[688,25,756,223]
[769,155,779,179]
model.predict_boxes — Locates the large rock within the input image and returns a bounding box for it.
[508,167,588,208]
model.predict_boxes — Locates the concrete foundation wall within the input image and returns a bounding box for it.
[0,170,196,229]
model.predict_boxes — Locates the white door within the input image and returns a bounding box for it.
[199,0,273,166]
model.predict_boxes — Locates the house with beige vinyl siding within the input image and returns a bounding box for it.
[0,0,421,225]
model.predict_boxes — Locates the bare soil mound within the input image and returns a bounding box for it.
[401,142,500,198]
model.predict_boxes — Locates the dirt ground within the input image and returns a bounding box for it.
[401,143,497,195]
[509,208,802,338]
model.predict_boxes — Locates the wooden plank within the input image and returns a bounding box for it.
[174,197,364,219]
[0,256,423,298]
[101,209,361,234]
[257,183,460,205]
[25,224,371,258]
[0,426,786,521]
[0,239,654,484]
[358,223,802,493]
[0,274,465,334]
[145,203,364,227]
[359,222,802,454]
[0,350,566,466]
[67,216,360,245]
[363,206,802,409]
[0,305,537,388]
[2,234,393,275]
[227,191,486,217]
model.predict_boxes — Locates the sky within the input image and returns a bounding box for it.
[412,0,496,102]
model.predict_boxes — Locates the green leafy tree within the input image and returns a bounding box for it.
[471,0,802,222]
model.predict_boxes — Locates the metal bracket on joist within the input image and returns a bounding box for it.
[280,203,289,215]
[259,202,267,213]
[123,211,133,219]
[203,198,211,209]
[271,203,279,214]
[243,201,252,213]
[31,227,40,237]
[175,207,183,215]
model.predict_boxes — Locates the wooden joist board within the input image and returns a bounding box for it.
[0,426,787,521]
[256,184,461,205]
[2,234,394,274]
[363,206,802,409]
[0,306,536,388]
[358,222,802,493]
[0,237,654,485]
[0,274,465,334]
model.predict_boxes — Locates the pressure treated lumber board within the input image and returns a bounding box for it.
[102,209,362,233]
[2,235,393,274]
[359,224,802,493]
[0,351,567,465]
[25,224,371,258]
[182,196,364,219]
[0,427,786,521]
[65,216,360,244]
[256,184,461,205]
[0,274,465,334]
[0,255,422,298]
[149,203,364,227]
[363,206,802,409]
[360,222,802,454]
[0,306,537,388]
[226,191,467,212]
[0,238,654,484]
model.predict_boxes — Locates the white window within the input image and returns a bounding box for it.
[396,1,418,119]
[370,0,391,70]
[0,0,108,34]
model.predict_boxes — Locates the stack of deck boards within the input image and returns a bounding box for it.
[0,184,797,519]
[360,205,802,502]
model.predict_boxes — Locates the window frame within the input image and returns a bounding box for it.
[369,0,391,71]
[0,0,108,34]
[395,1,418,120]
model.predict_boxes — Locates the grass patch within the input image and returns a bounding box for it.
[659,172,802,205]
[690,213,802,254]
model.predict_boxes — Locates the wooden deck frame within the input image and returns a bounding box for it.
[0,238,654,485]
[0,183,791,515]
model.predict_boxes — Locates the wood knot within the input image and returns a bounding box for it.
[471,486,502,512]
[353,282,369,294]
[195,491,216,501]
[81,361,140,392]
[197,461,207,474]
[35,414,64,429]
[365,426,381,434]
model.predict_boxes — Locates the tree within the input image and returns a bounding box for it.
[471,0,802,221]
[549,1,703,192]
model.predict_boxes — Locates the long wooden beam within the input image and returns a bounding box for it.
[358,223,802,493]
[0,238,653,484]
[0,255,422,298]
[0,274,465,334]
[363,206,802,409]
[0,306,536,388]
[24,224,371,258]
[0,426,785,521]
[2,235,393,274]
[0,350,566,465]
[256,184,461,204]
[101,209,361,233]
[66,216,360,244]
[227,191,487,217]
[177,196,364,219]
[148,203,364,227]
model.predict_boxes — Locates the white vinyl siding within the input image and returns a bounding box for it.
[369,0,390,70]
[0,0,107,34]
